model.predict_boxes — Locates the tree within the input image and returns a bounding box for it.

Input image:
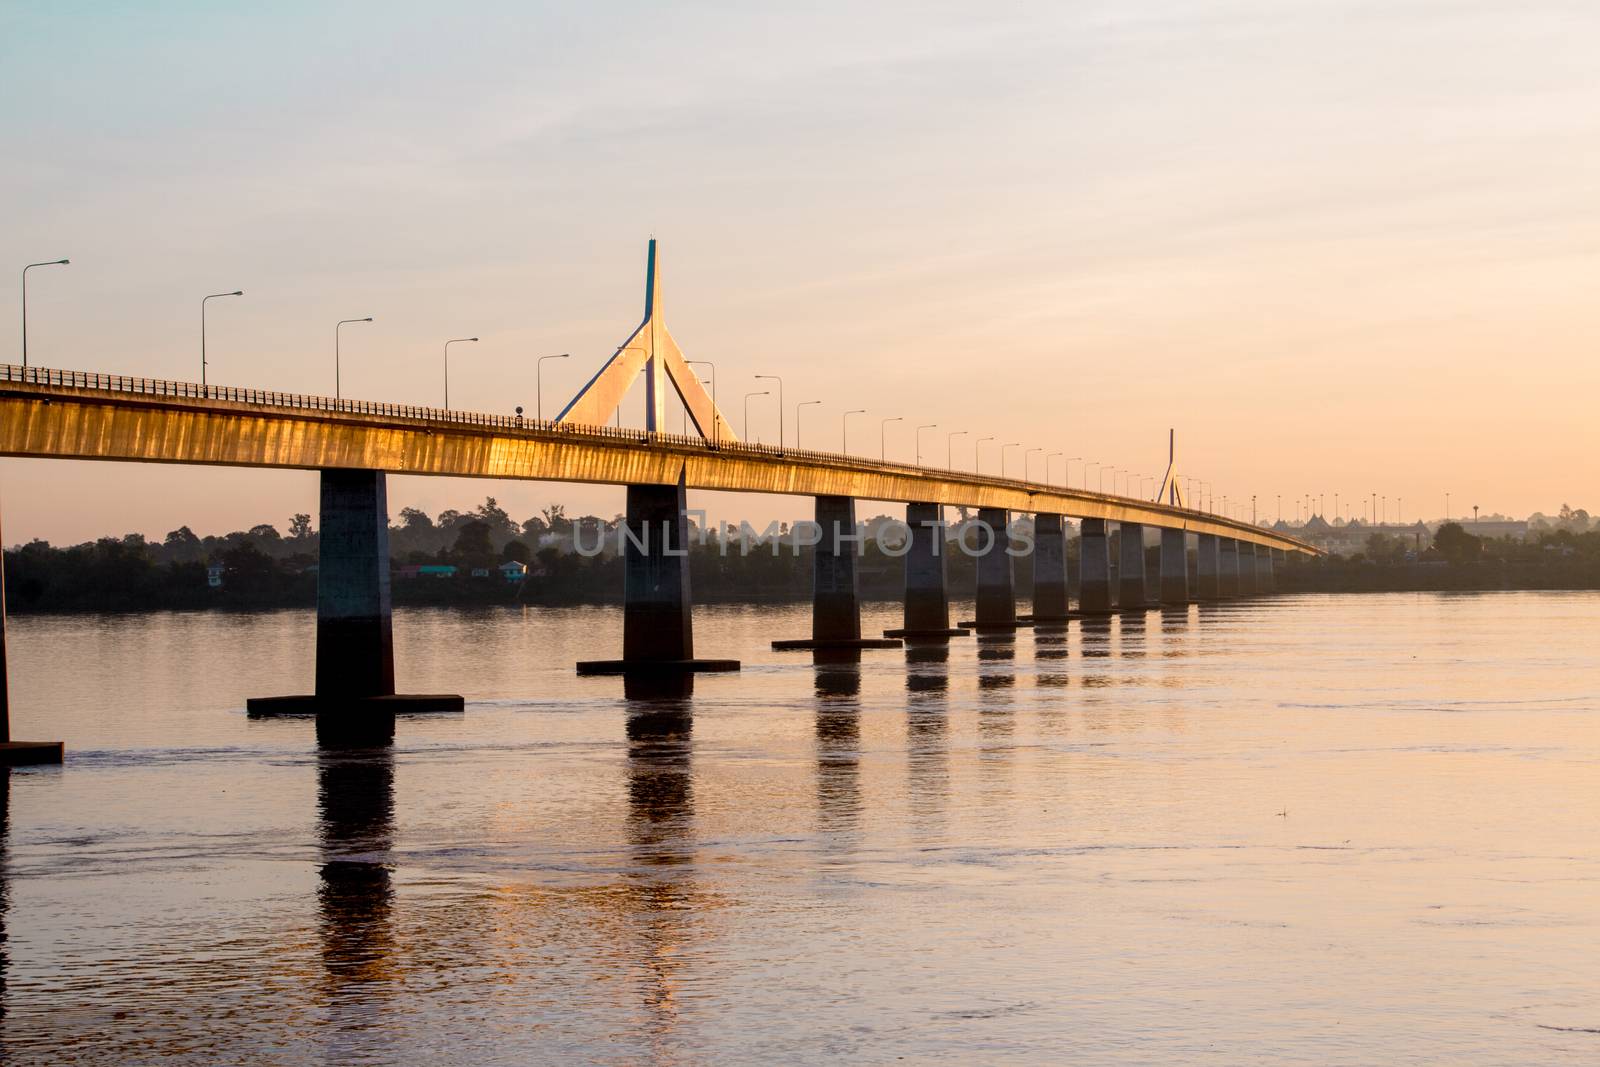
[398,507,434,532]
[501,538,530,562]
[1433,522,1481,563]
[163,526,204,563]
[450,520,495,566]
[288,513,313,540]
[474,497,519,539]
[541,503,570,535]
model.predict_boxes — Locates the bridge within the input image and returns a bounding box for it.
[0,241,1319,761]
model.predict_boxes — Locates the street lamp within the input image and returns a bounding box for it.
[842,409,865,453]
[687,360,717,444]
[443,337,478,408]
[1065,457,1082,488]
[1046,451,1062,484]
[335,317,373,400]
[977,436,995,473]
[755,374,784,449]
[21,258,69,368]
[743,390,769,441]
[915,423,937,466]
[1001,442,1020,479]
[536,352,570,421]
[1085,462,1100,491]
[1025,447,1042,482]
[201,290,244,388]
[881,416,903,461]
[797,400,822,448]
[947,429,968,469]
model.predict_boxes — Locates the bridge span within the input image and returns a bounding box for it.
[0,240,1319,759]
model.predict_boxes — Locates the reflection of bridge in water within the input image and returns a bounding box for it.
[0,241,1319,760]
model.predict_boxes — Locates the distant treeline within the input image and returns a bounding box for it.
[4,503,1598,615]
[1280,523,1600,592]
[1,497,1036,614]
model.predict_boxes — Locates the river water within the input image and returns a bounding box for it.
[3,592,1598,1064]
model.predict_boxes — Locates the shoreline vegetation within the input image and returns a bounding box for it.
[4,497,1597,615]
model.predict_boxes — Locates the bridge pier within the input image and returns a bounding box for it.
[579,473,739,674]
[962,507,1030,631]
[1118,522,1153,610]
[1195,533,1221,600]
[1259,549,1277,592]
[249,469,463,719]
[0,490,64,765]
[1159,528,1190,605]
[1218,538,1241,597]
[885,503,967,638]
[1078,518,1118,614]
[1027,513,1071,622]
[774,496,899,650]
[1237,542,1257,596]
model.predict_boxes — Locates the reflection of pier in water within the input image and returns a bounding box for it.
[315,717,400,1055]
[622,674,699,1051]
[812,651,862,846]
[903,641,950,836]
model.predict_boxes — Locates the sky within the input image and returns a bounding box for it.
[3,0,1597,544]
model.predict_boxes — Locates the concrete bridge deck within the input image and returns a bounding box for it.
[0,364,1318,557]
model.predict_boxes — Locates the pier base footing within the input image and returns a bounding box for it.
[246,693,464,716]
[576,659,740,676]
[0,740,64,765]
[883,627,970,639]
[772,638,901,651]
[958,619,1036,631]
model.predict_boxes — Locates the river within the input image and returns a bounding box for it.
[3,592,1598,1064]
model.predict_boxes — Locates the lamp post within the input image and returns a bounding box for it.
[755,374,784,449]
[1085,462,1100,491]
[797,400,822,448]
[1001,442,1020,479]
[201,290,244,388]
[743,390,769,442]
[335,317,373,400]
[442,337,478,408]
[535,352,570,421]
[915,423,937,466]
[843,409,865,453]
[1066,457,1082,488]
[881,416,903,461]
[977,436,995,473]
[21,258,69,368]
[1025,447,1042,482]
[947,429,968,469]
[1046,451,1063,484]
[687,360,717,444]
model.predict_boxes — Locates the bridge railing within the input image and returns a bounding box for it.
[0,362,1308,548]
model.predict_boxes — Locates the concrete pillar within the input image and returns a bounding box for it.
[974,507,1017,628]
[578,471,739,673]
[775,496,898,650]
[1195,533,1221,600]
[1118,522,1150,609]
[316,469,396,700]
[622,478,695,661]
[887,503,964,638]
[0,489,63,764]
[1031,513,1069,620]
[1159,528,1189,605]
[1218,538,1241,597]
[1079,518,1117,613]
[1237,542,1257,596]
[812,495,860,641]
[1260,549,1276,592]
[251,469,465,713]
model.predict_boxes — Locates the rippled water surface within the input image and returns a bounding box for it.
[4,593,1600,1064]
